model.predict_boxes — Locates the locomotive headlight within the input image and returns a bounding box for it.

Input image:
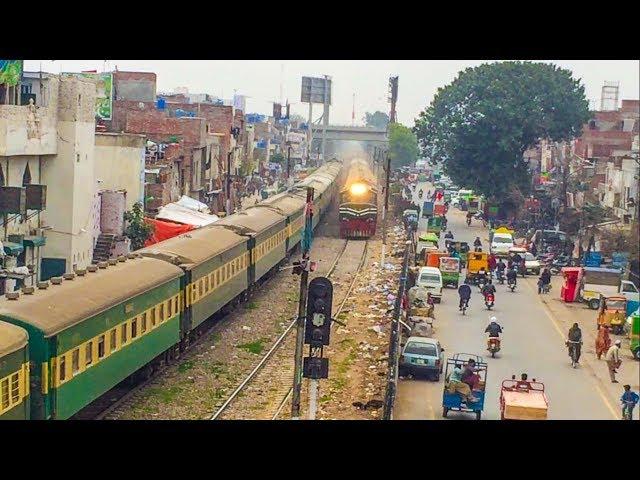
[350,183,368,196]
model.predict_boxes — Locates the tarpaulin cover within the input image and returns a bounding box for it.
[144,218,195,247]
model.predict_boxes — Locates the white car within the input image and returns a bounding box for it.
[451,195,460,207]
[417,266,443,303]
[490,233,514,255]
[523,252,541,275]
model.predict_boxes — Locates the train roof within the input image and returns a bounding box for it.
[0,321,28,357]
[0,257,183,337]
[215,206,285,235]
[257,192,305,216]
[139,225,247,270]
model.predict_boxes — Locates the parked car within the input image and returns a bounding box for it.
[399,336,445,380]
[417,266,443,303]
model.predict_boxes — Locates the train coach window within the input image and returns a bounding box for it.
[110,329,117,353]
[148,309,155,328]
[72,349,80,375]
[205,275,210,293]
[98,336,105,359]
[159,303,165,322]
[121,324,128,344]
[1,379,9,409]
[131,319,138,339]
[231,261,236,276]
[141,315,147,334]
[85,343,93,367]
[10,373,19,403]
[59,356,66,382]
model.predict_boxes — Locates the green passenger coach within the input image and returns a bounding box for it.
[0,321,30,420]
[0,255,183,419]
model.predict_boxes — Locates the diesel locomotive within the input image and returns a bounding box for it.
[339,158,378,238]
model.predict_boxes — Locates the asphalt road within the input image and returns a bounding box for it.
[394,182,619,420]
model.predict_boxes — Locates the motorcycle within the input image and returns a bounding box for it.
[496,270,506,284]
[477,276,488,291]
[487,337,501,358]
[566,340,581,368]
[466,216,472,226]
[550,255,572,275]
[507,278,517,292]
[484,293,495,310]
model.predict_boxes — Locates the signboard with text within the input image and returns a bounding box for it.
[301,76,331,104]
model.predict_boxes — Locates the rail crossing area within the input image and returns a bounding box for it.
[0,154,415,421]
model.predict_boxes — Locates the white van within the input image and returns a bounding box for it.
[490,232,514,255]
[417,266,443,303]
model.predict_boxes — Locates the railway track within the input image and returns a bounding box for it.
[211,239,369,420]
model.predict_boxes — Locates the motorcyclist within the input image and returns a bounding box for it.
[481,280,496,303]
[506,265,518,287]
[488,253,497,277]
[538,268,552,294]
[466,212,472,225]
[444,230,454,240]
[485,317,503,338]
[496,259,507,282]
[473,236,482,252]
[418,189,423,198]
[458,283,472,311]
[512,252,524,274]
[476,267,488,287]
[567,322,583,363]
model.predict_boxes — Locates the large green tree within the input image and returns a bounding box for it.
[389,122,419,169]
[414,61,590,202]
[364,111,390,129]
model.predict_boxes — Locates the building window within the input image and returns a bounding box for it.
[588,120,596,130]
[0,165,4,187]
[22,163,32,186]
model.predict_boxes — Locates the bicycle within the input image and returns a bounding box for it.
[622,401,636,420]
[566,340,581,368]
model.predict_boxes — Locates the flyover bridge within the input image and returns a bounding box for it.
[309,125,388,156]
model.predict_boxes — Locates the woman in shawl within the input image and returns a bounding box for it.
[596,324,611,360]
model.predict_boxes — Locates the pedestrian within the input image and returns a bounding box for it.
[530,242,538,257]
[605,340,622,383]
[488,253,497,278]
[595,324,611,360]
[620,385,639,420]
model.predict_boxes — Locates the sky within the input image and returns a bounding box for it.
[24,60,640,127]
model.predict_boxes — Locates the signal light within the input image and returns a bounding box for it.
[304,277,333,347]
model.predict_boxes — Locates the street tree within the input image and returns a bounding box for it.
[124,202,154,251]
[414,61,590,202]
[364,111,389,129]
[389,123,419,170]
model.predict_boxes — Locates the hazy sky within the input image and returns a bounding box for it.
[24,60,639,126]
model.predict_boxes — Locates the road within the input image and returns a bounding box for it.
[394,181,625,420]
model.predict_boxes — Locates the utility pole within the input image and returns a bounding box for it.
[291,187,314,419]
[307,102,313,166]
[286,143,292,187]
[321,75,330,165]
[381,76,398,269]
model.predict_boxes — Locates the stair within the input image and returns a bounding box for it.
[92,234,117,264]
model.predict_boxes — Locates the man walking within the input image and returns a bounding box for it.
[605,340,622,383]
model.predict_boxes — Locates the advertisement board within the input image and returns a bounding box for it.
[63,72,113,120]
[301,76,331,104]
[0,60,23,86]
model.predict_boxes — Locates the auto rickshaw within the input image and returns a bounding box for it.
[426,216,444,237]
[426,251,449,269]
[442,353,487,420]
[445,240,470,267]
[596,295,628,334]
[465,251,489,284]
[416,232,440,265]
[628,310,639,360]
[439,256,461,288]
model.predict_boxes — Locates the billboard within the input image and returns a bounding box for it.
[0,60,23,86]
[301,76,331,104]
[62,72,113,120]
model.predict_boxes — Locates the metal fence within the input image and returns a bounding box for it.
[382,229,413,420]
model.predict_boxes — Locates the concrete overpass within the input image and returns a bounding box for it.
[310,125,388,156]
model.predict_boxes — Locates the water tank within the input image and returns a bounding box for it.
[100,190,127,235]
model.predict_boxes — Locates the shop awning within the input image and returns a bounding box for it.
[23,235,46,247]
[3,242,24,256]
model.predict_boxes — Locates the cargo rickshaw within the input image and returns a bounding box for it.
[442,353,487,420]
[597,295,628,335]
[426,216,444,237]
[402,209,419,230]
[439,256,461,288]
[445,240,470,267]
[465,252,489,285]
[499,374,548,420]
[426,251,449,268]
[416,232,440,265]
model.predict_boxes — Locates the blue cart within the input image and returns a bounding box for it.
[442,353,487,420]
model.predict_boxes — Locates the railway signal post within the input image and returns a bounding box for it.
[291,186,315,419]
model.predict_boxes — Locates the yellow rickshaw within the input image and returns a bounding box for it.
[465,252,489,284]
[596,295,628,335]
